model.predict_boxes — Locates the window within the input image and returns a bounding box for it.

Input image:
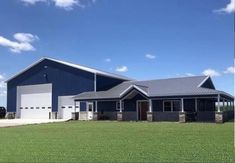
[36,107,40,109]
[48,107,51,109]
[25,107,28,109]
[163,100,180,112]
[116,101,124,111]
[163,101,171,111]
[42,107,46,109]
[68,106,73,109]
[20,107,23,109]
[87,102,93,112]
[30,107,34,109]
[61,106,66,109]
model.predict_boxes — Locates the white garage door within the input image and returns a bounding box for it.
[17,84,52,119]
[58,96,79,119]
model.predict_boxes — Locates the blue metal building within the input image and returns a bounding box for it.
[6,58,234,122]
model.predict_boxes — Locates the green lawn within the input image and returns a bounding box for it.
[0,121,234,163]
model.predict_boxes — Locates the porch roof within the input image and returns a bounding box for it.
[73,76,234,101]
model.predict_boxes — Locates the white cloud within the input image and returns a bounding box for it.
[53,0,83,10]
[175,73,195,77]
[0,81,6,89]
[21,0,47,5]
[224,66,235,74]
[0,74,6,98]
[14,33,39,43]
[145,54,156,59]
[0,33,38,53]
[185,73,195,76]
[202,69,221,77]
[0,74,4,81]
[214,0,235,13]
[116,66,128,72]
[104,58,111,62]
[0,74,6,89]
[0,91,7,97]
[20,0,96,10]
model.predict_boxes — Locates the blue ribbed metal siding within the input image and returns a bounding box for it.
[152,100,163,111]
[97,101,116,112]
[96,75,126,91]
[7,59,94,112]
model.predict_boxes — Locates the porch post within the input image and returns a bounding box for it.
[217,94,221,112]
[149,99,152,112]
[179,98,186,123]
[93,101,98,120]
[72,100,79,120]
[117,100,123,121]
[226,101,228,111]
[215,94,223,123]
[119,100,122,113]
[147,99,153,122]
[95,101,98,112]
[181,98,184,112]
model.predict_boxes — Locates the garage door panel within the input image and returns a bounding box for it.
[20,108,51,119]
[58,96,78,119]
[17,84,52,119]
[21,93,51,107]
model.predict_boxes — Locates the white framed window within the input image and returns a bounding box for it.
[116,101,124,111]
[163,100,180,112]
[87,102,94,112]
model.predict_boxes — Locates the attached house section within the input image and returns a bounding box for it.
[74,76,234,123]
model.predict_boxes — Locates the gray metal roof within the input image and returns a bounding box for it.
[73,76,234,100]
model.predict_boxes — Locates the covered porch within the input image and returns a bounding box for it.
[74,89,234,123]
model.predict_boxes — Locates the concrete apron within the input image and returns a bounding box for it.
[0,119,69,128]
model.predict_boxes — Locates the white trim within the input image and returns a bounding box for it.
[116,101,124,111]
[94,73,97,92]
[197,76,210,88]
[148,99,152,112]
[75,101,80,112]
[95,101,98,112]
[6,57,131,82]
[181,98,184,112]
[121,89,148,101]
[163,100,181,112]
[86,102,94,112]
[151,96,218,100]
[136,100,148,120]
[120,85,148,97]
[217,94,221,112]
[119,100,122,112]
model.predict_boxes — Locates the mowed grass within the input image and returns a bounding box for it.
[0,121,234,163]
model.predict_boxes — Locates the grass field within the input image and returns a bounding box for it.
[0,121,234,162]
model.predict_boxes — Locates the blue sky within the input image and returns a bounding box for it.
[0,0,234,106]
